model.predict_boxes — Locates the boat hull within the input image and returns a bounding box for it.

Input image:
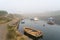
[24,30,43,39]
[47,22,54,25]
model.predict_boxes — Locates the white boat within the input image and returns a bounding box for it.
[47,17,55,25]
[34,17,39,21]
[21,20,25,24]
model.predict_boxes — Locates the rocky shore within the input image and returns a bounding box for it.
[0,13,32,40]
[6,14,32,40]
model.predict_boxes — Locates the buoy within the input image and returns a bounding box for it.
[43,24,45,26]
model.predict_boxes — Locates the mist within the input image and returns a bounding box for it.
[0,0,60,13]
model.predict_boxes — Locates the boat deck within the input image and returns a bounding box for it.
[24,27,43,37]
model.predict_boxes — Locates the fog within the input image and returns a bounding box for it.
[0,0,60,14]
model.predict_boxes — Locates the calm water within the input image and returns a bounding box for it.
[18,19,60,40]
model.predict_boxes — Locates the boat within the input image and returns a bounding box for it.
[21,20,25,24]
[47,17,55,25]
[34,17,39,21]
[30,18,34,20]
[21,21,25,24]
[47,21,54,25]
[24,27,43,38]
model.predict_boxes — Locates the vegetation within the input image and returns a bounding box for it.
[6,24,30,40]
[6,14,30,40]
[7,25,17,40]
[0,17,12,24]
[0,11,13,24]
[0,10,8,16]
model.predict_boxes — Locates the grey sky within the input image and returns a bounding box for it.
[0,0,60,13]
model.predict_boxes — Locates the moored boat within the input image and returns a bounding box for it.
[47,17,55,25]
[21,20,25,24]
[34,17,39,21]
[47,21,54,25]
[24,27,43,38]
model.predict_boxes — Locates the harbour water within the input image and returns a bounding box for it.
[18,19,60,40]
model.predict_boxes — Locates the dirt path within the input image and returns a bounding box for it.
[0,18,19,40]
[0,24,7,40]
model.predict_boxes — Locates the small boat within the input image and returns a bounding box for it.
[24,27,43,38]
[47,21,54,25]
[30,18,34,20]
[21,20,25,24]
[34,17,39,21]
[21,21,25,24]
[47,17,55,25]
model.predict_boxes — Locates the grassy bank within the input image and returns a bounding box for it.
[6,17,32,40]
[0,17,12,24]
[6,25,17,40]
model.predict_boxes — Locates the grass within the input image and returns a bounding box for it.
[6,19,30,40]
[6,24,31,40]
[6,25,17,40]
[0,17,12,24]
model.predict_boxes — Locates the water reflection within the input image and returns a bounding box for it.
[19,19,60,40]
